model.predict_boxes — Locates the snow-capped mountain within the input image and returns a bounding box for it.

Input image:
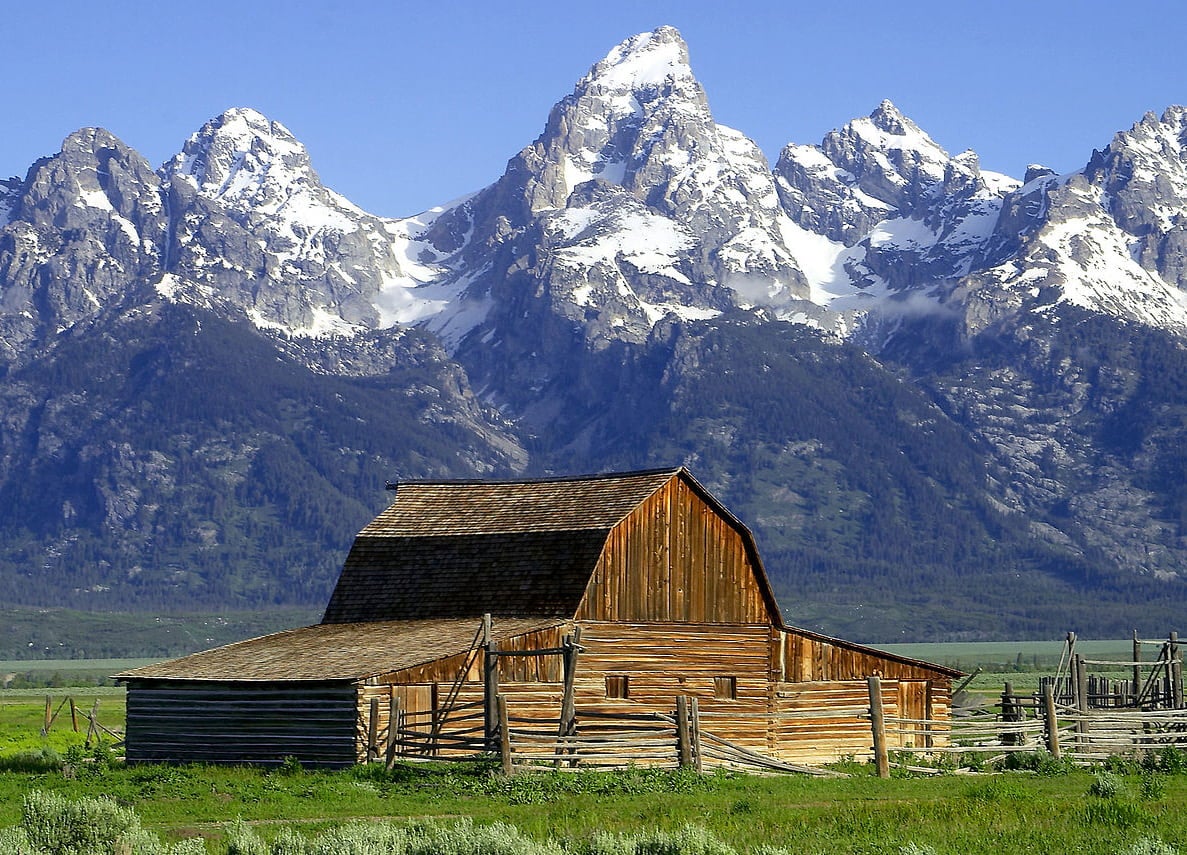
[3,26,1187,640]
[418,26,819,355]
[949,106,1187,338]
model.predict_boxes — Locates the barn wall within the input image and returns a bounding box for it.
[577,478,771,624]
[352,621,952,766]
[570,621,775,751]
[124,679,358,767]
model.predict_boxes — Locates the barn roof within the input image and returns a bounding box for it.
[114,617,562,682]
[322,468,708,624]
[363,468,682,536]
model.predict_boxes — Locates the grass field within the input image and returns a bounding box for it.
[2,753,1187,854]
[3,642,1187,853]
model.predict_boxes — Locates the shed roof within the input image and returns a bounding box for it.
[115,617,562,682]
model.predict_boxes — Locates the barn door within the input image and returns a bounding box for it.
[896,681,932,748]
[392,684,436,755]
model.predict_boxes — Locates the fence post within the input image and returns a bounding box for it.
[690,697,703,773]
[1133,630,1142,706]
[385,694,402,768]
[1001,681,1020,746]
[1167,632,1181,708]
[867,675,890,779]
[555,627,581,767]
[1075,655,1090,740]
[676,695,692,768]
[368,697,380,762]
[484,639,500,751]
[1042,683,1061,760]
[84,700,99,748]
[498,694,512,776]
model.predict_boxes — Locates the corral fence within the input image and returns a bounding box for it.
[870,630,1187,776]
[364,692,839,776]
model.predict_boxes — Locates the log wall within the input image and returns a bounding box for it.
[355,620,953,765]
[535,621,773,753]
[124,679,358,767]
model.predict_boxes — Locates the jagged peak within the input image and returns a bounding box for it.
[1116,104,1187,149]
[846,100,940,155]
[868,100,911,135]
[58,126,136,154]
[165,107,312,197]
[579,26,694,93]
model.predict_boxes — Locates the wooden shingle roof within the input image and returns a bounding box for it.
[115,617,562,682]
[321,468,683,624]
[361,468,682,536]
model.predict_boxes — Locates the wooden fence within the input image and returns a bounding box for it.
[39,695,122,748]
[362,692,838,776]
[1041,631,1184,710]
[872,676,1187,776]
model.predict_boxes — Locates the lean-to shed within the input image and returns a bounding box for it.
[118,467,958,767]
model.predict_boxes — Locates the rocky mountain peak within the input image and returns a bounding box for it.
[422,25,809,360]
[163,107,333,216]
[866,99,911,136]
[774,101,998,257]
[16,127,164,236]
[0,128,167,357]
[579,25,694,99]
[1081,103,1187,296]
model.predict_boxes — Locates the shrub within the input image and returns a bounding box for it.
[961,777,1027,803]
[1076,798,1149,828]
[0,747,62,774]
[997,750,1073,776]
[1088,769,1123,799]
[1125,838,1179,855]
[1140,771,1166,801]
[574,825,734,855]
[12,790,204,855]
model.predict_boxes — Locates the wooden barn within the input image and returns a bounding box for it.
[117,467,958,769]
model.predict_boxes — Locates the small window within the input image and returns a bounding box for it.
[714,676,737,700]
[605,675,630,699]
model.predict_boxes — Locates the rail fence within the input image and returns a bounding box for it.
[876,680,1187,775]
[365,692,839,776]
[38,695,122,748]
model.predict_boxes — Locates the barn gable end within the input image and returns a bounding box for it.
[577,471,779,624]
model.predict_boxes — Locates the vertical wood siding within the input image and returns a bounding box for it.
[124,680,358,767]
[577,479,771,624]
[778,630,949,682]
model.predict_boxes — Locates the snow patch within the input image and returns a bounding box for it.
[587,29,692,92]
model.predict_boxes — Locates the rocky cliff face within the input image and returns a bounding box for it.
[2,27,1187,638]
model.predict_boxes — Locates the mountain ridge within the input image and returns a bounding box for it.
[2,26,1187,641]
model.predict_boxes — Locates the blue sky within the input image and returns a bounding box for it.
[4,0,1185,218]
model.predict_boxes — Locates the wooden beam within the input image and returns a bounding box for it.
[867,676,889,779]
[676,696,691,768]
[498,695,512,776]
[556,627,581,768]
[1042,683,1061,760]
